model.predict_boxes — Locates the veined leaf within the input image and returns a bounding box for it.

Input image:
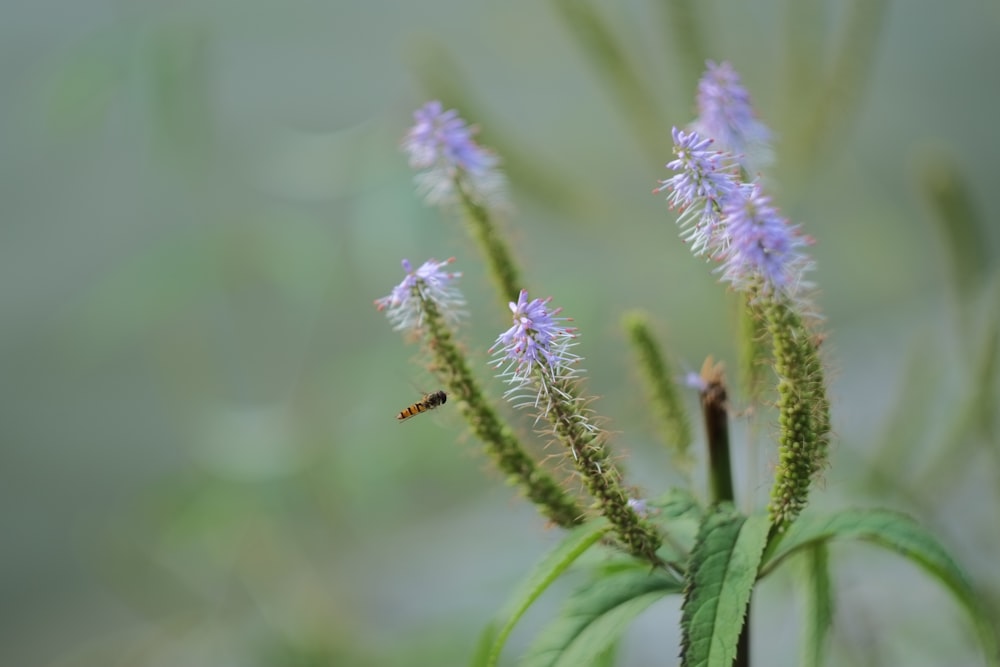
[680,511,770,667]
[476,519,611,667]
[761,509,999,666]
[591,640,619,667]
[652,488,703,520]
[650,487,704,559]
[521,567,682,667]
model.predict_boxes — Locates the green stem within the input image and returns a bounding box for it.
[456,182,522,305]
[543,373,664,567]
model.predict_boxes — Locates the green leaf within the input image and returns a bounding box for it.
[591,640,619,667]
[647,488,703,564]
[762,509,999,666]
[800,543,833,667]
[479,520,612,667]
[651,488,703,521]
[680,511,770,667]
[522,568,683,667]
[468,621,498,667]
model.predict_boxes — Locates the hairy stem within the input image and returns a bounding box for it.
[421,294,585,528]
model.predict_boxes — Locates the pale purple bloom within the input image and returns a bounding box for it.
[374,257,465,332]
[684,371,708,392]
[717,184,814,299]
[691,61,773,170]
[658,128,815,303]
[491,289,580,388]
[658,63,817,309]
[401,101,505,206]
[655,127,739,257]
[627,498,650,517]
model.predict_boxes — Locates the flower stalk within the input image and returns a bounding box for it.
[375,259,585,529]
[403,101,523,307]
[493,290,664,565]
[455,182,522,304]
[763,296,830,530]
[546,375,663,564]
[657,62,831,533]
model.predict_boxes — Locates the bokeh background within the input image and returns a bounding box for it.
[3,0,999,665]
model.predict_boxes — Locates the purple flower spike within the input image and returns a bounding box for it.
[691,61,773,169]
[375,257,466,332]
[402,101,505,206]
[658,129,816,305]
[718,184,814,299]
[655,127,739,257]
[491,289,580,385]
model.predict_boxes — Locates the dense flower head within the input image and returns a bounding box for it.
[717,184,814,299]
[657,125,816,304]
[655,127,739,257]
[401,101,505,206]
[374,257,465,332]
[491,289,580,386]
[691,60,773,169]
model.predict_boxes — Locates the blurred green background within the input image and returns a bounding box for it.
[3,0,999,665]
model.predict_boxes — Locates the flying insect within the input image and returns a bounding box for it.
[396,390,447,422]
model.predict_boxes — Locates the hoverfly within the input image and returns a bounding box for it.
[396,390,447,422]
